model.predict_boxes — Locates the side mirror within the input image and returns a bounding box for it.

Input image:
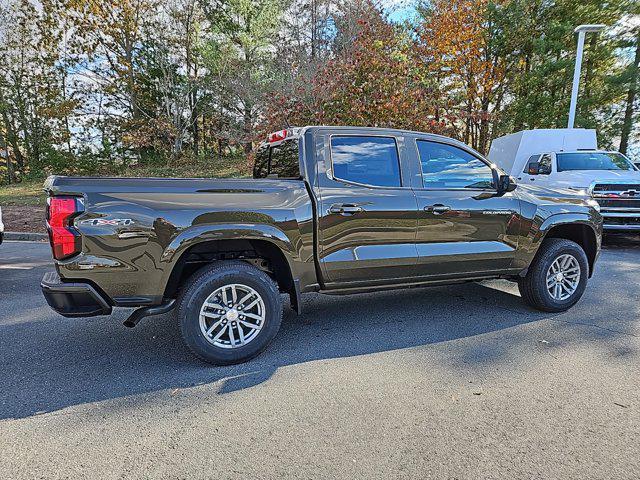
[527,162,540,175]
[498,174,517,195]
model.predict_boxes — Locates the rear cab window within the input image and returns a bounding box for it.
[253,138,301,179]
[330,136,402,187]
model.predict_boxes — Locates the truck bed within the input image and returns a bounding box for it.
[44,175,317,306]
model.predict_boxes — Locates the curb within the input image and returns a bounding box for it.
[4,231,48,241]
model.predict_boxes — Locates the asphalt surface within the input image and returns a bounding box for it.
[1,238,639,479]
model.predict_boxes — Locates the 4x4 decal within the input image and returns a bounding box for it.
[79,218,133,226]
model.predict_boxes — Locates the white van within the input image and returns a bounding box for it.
[489,129,640,231]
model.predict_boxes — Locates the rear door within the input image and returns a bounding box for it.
[314,132,419,286]
[412,139,521,277]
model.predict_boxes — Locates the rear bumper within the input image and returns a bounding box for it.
[41,271,112,317]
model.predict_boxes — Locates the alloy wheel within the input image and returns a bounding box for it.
[546,254,581,301]
[199,283,266,349]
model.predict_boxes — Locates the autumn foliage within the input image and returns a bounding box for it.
[260,2,453,138]
[419,0,508,151]
[260,0,508,148]
[0,0,637,183]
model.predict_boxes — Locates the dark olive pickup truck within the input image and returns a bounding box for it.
[42,126,603,365]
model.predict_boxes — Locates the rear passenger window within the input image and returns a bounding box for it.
[330,136,401,187]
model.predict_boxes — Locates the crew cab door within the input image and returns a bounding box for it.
[412,139,521,277]
[314,133,419,286]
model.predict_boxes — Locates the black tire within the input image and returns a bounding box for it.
[177,261,282,365]
[518,238,589,312]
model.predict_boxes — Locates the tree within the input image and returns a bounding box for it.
[417,0,510,153]
[495,0,627,145]
[128,0,207,159]
[67,0,160,160]
[619,21,640,155]
[260,1,453,138]
[0,0,637,182]
[201,0,285,153]
[0,0,75,180]
[159,0,206,157]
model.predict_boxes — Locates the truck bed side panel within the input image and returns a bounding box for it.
[46,177,315,304]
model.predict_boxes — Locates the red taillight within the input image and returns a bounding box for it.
[267,129,289,143]
[46,196,83,260]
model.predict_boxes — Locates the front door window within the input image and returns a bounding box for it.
[417,141,494,190]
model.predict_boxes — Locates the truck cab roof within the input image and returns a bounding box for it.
[265,125,478,144]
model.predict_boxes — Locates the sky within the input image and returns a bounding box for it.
[382,0,417,23]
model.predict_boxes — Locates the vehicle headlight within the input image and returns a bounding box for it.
[586,199,600,212]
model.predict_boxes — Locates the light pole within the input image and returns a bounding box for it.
[567,24,606,129]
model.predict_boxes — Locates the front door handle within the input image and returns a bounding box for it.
[329,204,363,215]
[424,204,451,215]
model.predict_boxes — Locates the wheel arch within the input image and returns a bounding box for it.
[539,219,599,277]
[161,234,299,312]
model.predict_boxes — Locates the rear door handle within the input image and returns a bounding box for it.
[424,204,451,215]
[329,204,363,215]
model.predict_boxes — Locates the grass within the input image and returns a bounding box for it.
[118,155,249,179]
[0,156,248,206]
[0,180,47,206]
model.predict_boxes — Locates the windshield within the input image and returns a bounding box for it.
[556,152,635,172]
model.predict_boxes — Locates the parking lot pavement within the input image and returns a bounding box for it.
[0,238,638,479]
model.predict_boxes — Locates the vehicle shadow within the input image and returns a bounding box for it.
[0,280,532,419]
[2,258,636,421]
[602,232,640,250]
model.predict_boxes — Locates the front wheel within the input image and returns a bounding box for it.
[518,238,589,312]
[178,261,283,365]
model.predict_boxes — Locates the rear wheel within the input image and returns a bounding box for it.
[518,238,589,312]
[178,261,282,365]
